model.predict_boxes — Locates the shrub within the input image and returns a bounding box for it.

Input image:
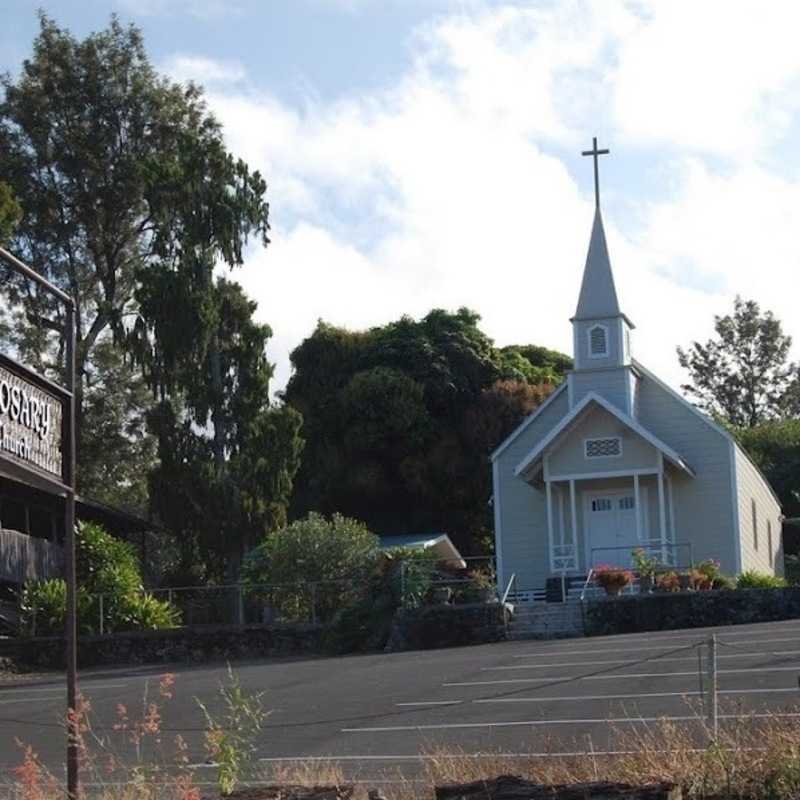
[242,512,380,623]
[19,522,180,635]
[713,574,736,590]
[631,548,659,578]
[737,570,788,589]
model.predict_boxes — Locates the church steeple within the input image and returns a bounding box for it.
[569,138,635,390]
[573,208,622,322]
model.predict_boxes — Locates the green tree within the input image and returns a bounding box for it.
[285,309,568,554]
[0,14,268,495]
[242,513,379,622]
[144,280,304,583]
[737,420,800,555]
[677,297,797,427]
[0,181,21,244]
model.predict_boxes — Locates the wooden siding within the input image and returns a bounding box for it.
[635,373,739,573]
[0,529,63,584]
[569,368,632,413]
[548,406,659,477]
[494,389,570,591]
[735,445,783,576]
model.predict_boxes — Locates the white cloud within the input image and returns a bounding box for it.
[116,0,241,21]
[172,1,800,396]
[161,55,246,86]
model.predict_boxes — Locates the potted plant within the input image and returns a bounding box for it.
[468,567,496,603]
[655,571,680,592]
[678,571,693,591]
[594,565,633,596]
[696,559,721,590]
[631,548,659,593]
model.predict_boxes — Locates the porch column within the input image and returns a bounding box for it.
[569,479,578,570]
[544,455,554,572]
[633,473,641,543]
[657,453,668,563]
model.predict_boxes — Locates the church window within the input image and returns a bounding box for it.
[585,437,622,459]
[767,520,773,567]
[588,325,608,357]
[619,496,635,510]
[751,499,758,551]
[591,498,612,512]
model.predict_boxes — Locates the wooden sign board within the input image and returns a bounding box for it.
[0,354,67,485]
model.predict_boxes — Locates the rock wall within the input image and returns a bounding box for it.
[2,623,325,670]
[584,587,800,637]
[384,602,507,652]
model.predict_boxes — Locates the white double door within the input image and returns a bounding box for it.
[585,490,647,568]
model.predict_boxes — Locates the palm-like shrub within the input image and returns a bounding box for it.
[737,570,788,590]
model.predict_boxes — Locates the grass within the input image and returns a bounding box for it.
[4,684,800,799]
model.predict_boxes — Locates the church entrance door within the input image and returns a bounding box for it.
[585,491,644,568]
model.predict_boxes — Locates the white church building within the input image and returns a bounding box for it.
[491,145,782,595]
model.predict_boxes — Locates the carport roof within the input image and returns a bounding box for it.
[379,533,466,567]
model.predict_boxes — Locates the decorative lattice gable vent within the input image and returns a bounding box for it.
[585,437,622,458]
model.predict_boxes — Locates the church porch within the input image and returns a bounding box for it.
[541,467,688,576]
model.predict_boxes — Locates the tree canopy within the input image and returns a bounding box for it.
[677,296,798,428]
[1,16,301,579]
[285,308,570,554]
[0,14,269,500]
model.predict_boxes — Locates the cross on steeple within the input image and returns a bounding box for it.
[581,136,609,209]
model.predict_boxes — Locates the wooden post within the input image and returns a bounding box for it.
[633,473,641,543]
[658,454,668,563]
[545,479,554,572]
[569,479,578,571]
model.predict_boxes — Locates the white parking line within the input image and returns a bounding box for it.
[474,687,799,703]
[342,712,800,733]
[513,634,800,658]
[395,701,463,707]
[0,682,129,696]
[590,665,800,680]
[490,652,800,670]
[444,679,556,687]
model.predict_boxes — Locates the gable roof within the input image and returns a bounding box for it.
[514,391,695,479]
[573,208,632,326]
[489,381,568,462]
[632,359,782,507]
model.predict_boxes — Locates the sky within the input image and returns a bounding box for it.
[4,0,800,394]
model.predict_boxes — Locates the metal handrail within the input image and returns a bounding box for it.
[579,568,595,602]
[500,572,517,605]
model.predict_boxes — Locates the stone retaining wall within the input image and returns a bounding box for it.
[1,623,325,670]
[384,601,507,652]
[583,587,800,636]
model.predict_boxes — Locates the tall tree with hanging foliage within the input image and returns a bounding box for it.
[0,15,303,575]
[0,14,267,498]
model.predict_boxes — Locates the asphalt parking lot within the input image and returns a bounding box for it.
[0,617,799,787]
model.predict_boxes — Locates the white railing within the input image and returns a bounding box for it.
[552,544,577,571]
[500,573,517,605]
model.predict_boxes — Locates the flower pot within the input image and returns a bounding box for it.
[678,573,692,591]
[603,584,624,596]
[639,575,654,594]
[430,587,452,605]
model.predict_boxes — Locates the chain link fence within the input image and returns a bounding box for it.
[90,555,499,632]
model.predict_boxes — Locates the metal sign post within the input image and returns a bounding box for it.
[0,246,79,798]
